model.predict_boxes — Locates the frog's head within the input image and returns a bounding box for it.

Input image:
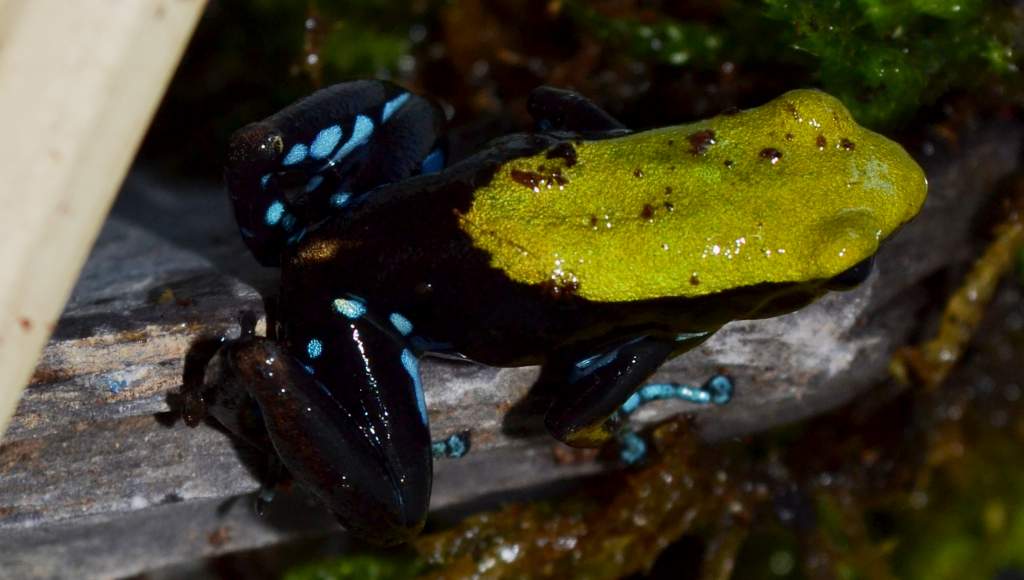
[680,89,928,296]
[763,90,928,288]
[225,122,289,267]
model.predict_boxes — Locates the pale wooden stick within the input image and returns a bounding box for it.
[0,0,207,439]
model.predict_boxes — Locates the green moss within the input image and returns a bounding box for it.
[762,0,1016,126]
[567,0,1021,128]
[566,3,729,68]
[284,553,424,580]
[888,432,1024,578]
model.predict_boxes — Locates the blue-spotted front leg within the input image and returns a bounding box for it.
[201,297,434,545]
[225,80,447,266]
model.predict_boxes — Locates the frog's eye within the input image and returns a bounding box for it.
[826,256,874,290]
[226,122,284,176]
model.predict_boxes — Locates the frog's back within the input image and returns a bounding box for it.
[459,90,927,303]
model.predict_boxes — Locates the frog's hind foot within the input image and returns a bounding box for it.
[253,454,289,517]
[616,430,649,466]
[620,375,734,416]
[431,430,471,459]
[613,375,734,465]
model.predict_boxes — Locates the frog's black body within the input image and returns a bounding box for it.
[197,81,864,545]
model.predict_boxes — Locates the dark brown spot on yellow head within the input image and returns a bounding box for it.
[840,138,855,151]
[687,129,717,155]
[510,169,541,189]
[816,134,827,150]
[633,168,644,178]
[510,167,568,190]
[641,204,655,221]
[759,148,782,164]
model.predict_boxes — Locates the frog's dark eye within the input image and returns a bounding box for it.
[827,256,874,290]
[226,122,284,175]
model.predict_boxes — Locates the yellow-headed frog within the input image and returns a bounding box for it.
[193,81,927,545]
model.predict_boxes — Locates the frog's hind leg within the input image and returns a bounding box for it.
[225,80,447,266]
[207,299,434,545]
[542,336,676,448]
[527,86,629,134]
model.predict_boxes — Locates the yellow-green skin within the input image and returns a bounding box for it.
[460,90,927,303]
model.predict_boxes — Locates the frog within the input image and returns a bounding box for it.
[188,80,927,546]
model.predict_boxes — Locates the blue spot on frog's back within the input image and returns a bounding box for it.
[309,125,342,159]
[332,297,367,319]
[306,338,323,359]
[264,200,285,226]
[421,148,445,174]
[389,312,413,336]
[282,143,308,166]
[381,93,410,122]
[329,115,374,165]
[330,192,352,208]
[305,174,324,193]
[401,349,428,424]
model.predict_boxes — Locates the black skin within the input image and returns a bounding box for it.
[190,81,872,544]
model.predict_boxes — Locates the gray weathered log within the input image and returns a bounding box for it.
[0,123,1019,579]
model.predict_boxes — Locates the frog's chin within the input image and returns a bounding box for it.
[825,255,875,290]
